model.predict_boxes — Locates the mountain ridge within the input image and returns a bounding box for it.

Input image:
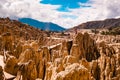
[19,18,66,32]
[69,18,120,31]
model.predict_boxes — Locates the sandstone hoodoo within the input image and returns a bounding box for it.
[0,18,120,80]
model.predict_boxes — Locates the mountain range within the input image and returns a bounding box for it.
[70,18,120,30]
[19,18,66,32]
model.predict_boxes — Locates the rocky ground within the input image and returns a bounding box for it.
[0,18,120,80]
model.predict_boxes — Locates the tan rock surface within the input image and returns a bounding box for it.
[4,56,18,75]
[0,18,120,80]
[74,33,100,62]
[54,63,92,80]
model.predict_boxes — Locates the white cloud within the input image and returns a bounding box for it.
[0,0,120,28]
[65,0,120,28]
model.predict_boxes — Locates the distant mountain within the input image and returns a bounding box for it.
[69,18,120,31]
[19,18,66,32]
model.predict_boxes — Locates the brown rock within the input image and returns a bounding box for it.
[70,44,81,61]
[59,41,69,58]
[30,41,39,51]
[54,58,64,73]
[44,62,53,80]
[90,60,100,80]
[80,58,90,70]
[43,47,50,62]
[74,33,100,62]
[54,63,92,80]
[20,60,37,80]
[51,50,59,62]
[63,55,78,67]
[4,56,18,75]
[13,42,23,58]
[18,48,35,63]
[0,66,4,80]
[1,32,14,51]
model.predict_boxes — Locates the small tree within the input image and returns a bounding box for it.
[61,32,65,36]
[91,29,99,34]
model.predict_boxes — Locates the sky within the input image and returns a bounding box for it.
[0,0,120,28]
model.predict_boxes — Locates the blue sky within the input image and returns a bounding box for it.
[0,0,120,28]
[40,0,88,12]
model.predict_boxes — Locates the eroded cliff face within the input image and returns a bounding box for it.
[1,32,119,80]
[0,18,120,80]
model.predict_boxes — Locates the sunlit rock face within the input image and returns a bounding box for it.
[73,32,100,62]
[0,18,120,80]
[4,56,18,75]
[2,32,120,80]
[97,42,120,80]
[52,63,92,80]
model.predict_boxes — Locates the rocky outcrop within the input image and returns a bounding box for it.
[98,42,120,80]
[19,60,37,80]
[0,18,120,80]
[0,66,4,80]
[54,63,92,80]
[2,32,119,80]
[4,56,18,75]
[18,48,35,63]
[45,58,92,80]
[73,33,100,62]
[63,55,78,66]
[0,17,45,47]
[92,35,120,44]
[60,41,69,58]
[90,60,100,80]
[1,32,14,51]
[70,44,81,61]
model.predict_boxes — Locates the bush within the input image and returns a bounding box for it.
[91,29,99,34]
[101,27,120,35]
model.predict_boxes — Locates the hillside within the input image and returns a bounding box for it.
[0,17,46,39]
[101,26,120,35]
[19,18,66,32]
[69,18,120,31]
